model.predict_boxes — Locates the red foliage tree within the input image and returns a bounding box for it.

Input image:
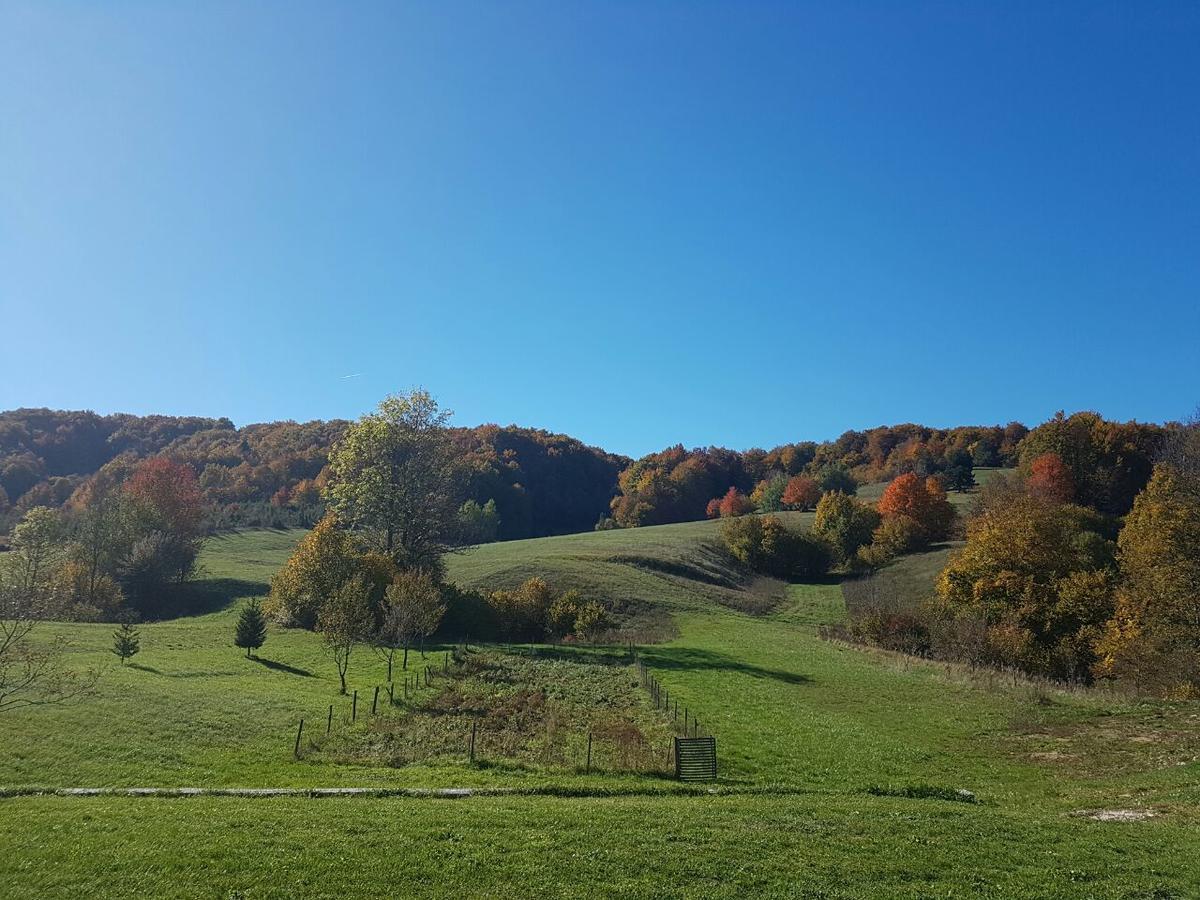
[705,497,722,519]
[717,487,753,518]
[124,457,206,541]
[1026,452,1075,504]
[781,475,821,510]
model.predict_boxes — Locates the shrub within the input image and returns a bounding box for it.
[812,492,880,567]
[721,515,831,580]
[486,578,607,642]
[932,493,1116,680]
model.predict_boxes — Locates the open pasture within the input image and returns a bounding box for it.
[2,503,1198,897]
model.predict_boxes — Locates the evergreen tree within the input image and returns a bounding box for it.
[234,601,268,658]
[112,620,140,665]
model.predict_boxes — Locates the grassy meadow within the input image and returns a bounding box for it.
[3,482,1199,897]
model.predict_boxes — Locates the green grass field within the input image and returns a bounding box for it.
[3,488,1199,898]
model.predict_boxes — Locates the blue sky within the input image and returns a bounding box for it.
[2,2,1197,457]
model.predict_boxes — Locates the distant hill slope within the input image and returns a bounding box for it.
[2,407,1039,540]
[447,512,814,632]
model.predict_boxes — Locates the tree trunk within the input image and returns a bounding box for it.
[386,653,393,683]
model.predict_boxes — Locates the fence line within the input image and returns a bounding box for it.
[630,643,719,780]
[292,648,458,758]
[292,642,715,780]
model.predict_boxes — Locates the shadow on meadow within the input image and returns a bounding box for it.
[145,577,269,619]
[640,647,812,686]
[251,657,315,678]
[490,642,813,687]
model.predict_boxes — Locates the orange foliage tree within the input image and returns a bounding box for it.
[781,476,821,510]
[1026,452,1075,504]
[876,472,954,549]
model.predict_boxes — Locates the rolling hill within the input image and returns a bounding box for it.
[2,503,1198,897]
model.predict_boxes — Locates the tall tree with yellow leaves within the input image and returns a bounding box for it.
[1095,465,1200,695]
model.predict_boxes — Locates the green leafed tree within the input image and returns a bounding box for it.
[376,570,446,677]
[324,390,462,574]
[318,577,374,694]
[234,601,268,658]
[457,498,501,544]
[812,491,880,567]
[1,509,100,711]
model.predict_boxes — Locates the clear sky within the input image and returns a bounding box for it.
[2,2,1197,457]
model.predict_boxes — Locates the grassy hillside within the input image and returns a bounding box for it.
[3,502,1199,897]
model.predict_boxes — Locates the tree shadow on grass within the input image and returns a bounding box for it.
[251,657,315,678]
[639,647,812,686]
[126,663,162,674]
[148,578,269,619]
[470,642,812,687]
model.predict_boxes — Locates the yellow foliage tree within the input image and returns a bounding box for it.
[1094,465,1200,694]
[933,494,1115,678]
[265,514,395,628]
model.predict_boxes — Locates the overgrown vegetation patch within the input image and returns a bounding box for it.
[312,647,674,775]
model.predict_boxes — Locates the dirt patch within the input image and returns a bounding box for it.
[1006,704,1200,779]
[1029,751,1078,762]
[1076,808,1159,823]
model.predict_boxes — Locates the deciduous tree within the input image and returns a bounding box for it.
[1094,465,1200,694]
[934,493,1116,679]
[1,510,98,711]
[812,492,880,567]
[717,487,753,518]
[876,473,954,549]
[376,570,446,677]
[1026,452,1074,505]
[318,578,374,694]
[325,390,461,573]
[781,476,820,511]
[265,514,394,628]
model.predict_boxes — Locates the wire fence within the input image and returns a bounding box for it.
[290,640,715,780]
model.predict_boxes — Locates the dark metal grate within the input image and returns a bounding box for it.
[674,736,717,781]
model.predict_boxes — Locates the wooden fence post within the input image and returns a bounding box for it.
[586,732,593,774]
[469,719,477,763]
[372,685,379,716]
[352,690,358,722]
[294,719,304,758]
[326,704,333,735]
